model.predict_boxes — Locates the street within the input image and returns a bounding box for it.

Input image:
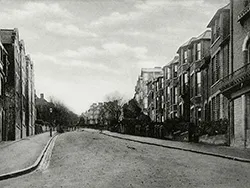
[1,129,250,188]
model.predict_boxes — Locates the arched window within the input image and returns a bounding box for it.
[244,0,250,7]
[242,33,250,64]
[247,41,250,64]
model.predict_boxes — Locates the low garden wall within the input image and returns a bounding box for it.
[199,134,227,145]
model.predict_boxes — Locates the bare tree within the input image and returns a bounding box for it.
[102,91,126,131]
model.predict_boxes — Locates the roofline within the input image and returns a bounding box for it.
[207,3,230,28]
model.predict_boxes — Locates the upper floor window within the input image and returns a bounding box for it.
[248,42,250,63]
[184,73,188,84]
[161,95,164,108]
[244,0,250,7]
[174,86,178,104]
[173,65,178,77]
[167,86,170,101]
[196,71,201,95]
[167,67,171,79]
[0,48,2,62]
[196,43,201,60]
[0,78,2,96]
[184,50,188,64]
[212,19,220,43]
[190,74,194,98]
[212,53,220,84]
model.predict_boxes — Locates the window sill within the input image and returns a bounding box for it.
[210,36,221,48]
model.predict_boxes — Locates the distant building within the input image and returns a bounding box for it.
[163,56,179,120]
[85,102,104,125]
[135,67,163,115]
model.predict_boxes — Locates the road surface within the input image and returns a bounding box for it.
[1,129,250,188]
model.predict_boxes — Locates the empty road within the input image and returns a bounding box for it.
[1,129,250,188]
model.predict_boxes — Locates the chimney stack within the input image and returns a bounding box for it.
[40,93,44,99]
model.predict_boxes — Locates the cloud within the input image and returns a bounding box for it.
[32,52,119,74]
[0,2,72,22]
[59,42,148,62]
[102,42,148,58]
[45,22,98,37]
[89,11,142,28]
[59,46,104,59]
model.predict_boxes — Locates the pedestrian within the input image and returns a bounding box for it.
[50,125,52,137]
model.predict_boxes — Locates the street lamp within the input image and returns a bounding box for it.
[49,107,53,137]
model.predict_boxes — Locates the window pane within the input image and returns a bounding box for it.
[197,72,201,84]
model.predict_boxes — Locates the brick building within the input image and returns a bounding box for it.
[147,79,155,121]
[163,56,179,120]
[25,55,35,136]
[220,0,250,148]
[0,36,9,141]
[188,31,211,126]
[133,1,250,148]
[0,28,36,140]
[134,67,163,115]
[207,4,230,125]
[156,75,164,123]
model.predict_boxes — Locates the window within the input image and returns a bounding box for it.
[248,43,250,63]
[212,19,220,43]
[184,50,188,63]
[196,72,201,95]
[161,78,164,88]
[179,103,184,117]
[184,73,188,92]
[244,0,250,7]
[212,54,220,84]
[0,48,2,61]
[167,67,171,79]
[170,88,173,104]
[190,74,194,98]
[216,95,220,120]
[212,97,216,121]
[161,95,164,109]
[167,87,170,101]
[179,76,182,93]
[174,65,178,77]
[0,78,2,96]
[216,54,220,81]
[197,108,202,121]
[196,43,201,60]
[174,87,178,104]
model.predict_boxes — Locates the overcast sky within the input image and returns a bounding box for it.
[0,0,229,114]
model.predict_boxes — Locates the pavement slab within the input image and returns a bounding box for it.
[0,132,54,175]
[102,130,250,162]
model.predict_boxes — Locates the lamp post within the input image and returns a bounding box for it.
[49,107,53,137]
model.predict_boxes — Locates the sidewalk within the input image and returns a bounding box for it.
[0,132,55,175]
[102,131,250,163]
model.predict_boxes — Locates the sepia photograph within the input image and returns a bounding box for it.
[0,0,250,187]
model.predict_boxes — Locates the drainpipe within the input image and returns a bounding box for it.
[230,0,234,76]
[229,0,234,146]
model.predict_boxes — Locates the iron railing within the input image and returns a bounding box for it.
[220,63,250,92]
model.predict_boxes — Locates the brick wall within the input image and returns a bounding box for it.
[233,97,244,147]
